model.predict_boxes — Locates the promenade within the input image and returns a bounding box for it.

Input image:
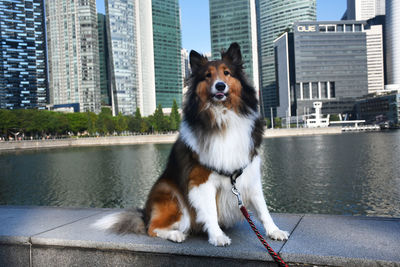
[0,127,342,151]
[0,206,399,266]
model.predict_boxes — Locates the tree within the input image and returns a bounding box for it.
[96,107,114,135]
[128,107,142,133]
[67,112,88,134]
[114,112,128,134]
[86,111,97,135]
[153,104,168,132]
[169,99,181,131]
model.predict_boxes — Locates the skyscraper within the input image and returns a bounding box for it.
[106,0,156,116]
[46,0,101,113]
[209,0,259,92]
[385,0,400,88]
[256,0,316,117]
[346,0,385,21]
[97,13,111,106]
[152,0,183,110]
[0,0,48,109]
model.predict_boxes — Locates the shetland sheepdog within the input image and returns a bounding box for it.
[93,43,289,246]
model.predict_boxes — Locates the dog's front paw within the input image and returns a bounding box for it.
[209,233,231,246]
[268,229,289,241]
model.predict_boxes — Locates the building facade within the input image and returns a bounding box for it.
[46,0,101,113]
[97,13,111,106]
[354,91,400,127]
[209,0,259,94]
[106,0,139,115]
[106,0,156,116]
[256,0,316,117]
[152,0,182,110]
[275,21,380,117]
[385,0,400,88]
[345,0,385,21]
[0,0,48,109]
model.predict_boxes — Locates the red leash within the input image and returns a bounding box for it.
[231,185,289,267]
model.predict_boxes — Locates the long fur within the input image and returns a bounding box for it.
[93,43,289,246]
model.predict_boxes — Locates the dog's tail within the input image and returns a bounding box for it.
[92,208,146,234]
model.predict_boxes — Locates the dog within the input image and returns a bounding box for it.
[93,42,289,246]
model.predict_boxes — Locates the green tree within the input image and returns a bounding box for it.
[96,107,114,135]
[114,112,128,134]
[128,107,142,133]
[153,104,168,132]
[67,112,88,134]
[86,111,98,135]
[274,117,282,128]
[169,99,181,131]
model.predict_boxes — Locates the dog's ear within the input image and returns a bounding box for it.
[221,42,243,68]
[190,50,208,74]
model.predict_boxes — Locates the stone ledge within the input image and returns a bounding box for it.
[0,206,399,266]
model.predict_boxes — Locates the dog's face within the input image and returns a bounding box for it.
[189,43,244,112]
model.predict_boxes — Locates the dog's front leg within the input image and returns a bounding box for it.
[189,179,231,246]
[249,184,289,241]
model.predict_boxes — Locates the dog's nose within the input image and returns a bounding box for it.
[215,82,226,92]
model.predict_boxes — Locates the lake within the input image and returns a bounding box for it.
[1,131,399,217]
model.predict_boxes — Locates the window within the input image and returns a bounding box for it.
[337,24,344,32]
[296,83,301,99]
[303,82,310,99]
[312,82,318,99]
[321,82,328,98]
[354,24,362,32]
[345,24,353,32]
[330,82,335,98]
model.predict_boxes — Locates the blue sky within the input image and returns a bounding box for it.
[96,0,346,53]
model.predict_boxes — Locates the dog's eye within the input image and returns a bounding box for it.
[205,73,211,78]
[224,70,230,76]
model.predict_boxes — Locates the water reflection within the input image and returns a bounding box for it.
[0,131,399,217]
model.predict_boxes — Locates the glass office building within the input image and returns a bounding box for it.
[256,0,316,117]
[152,0,182,109]
[385,0,400,87]
[0,0,48,109]
[97,13,111,106]
[275,21,373,117]
[209,0,259,92]
[106,0,139,115]
[46,0,101,113]
[106,0,156,116]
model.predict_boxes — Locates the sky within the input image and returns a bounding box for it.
[96,0,347,54]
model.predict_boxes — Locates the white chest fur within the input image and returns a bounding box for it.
[180,107,256,173]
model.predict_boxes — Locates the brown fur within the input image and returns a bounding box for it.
[146,180,183,236]
[188,164,212,190]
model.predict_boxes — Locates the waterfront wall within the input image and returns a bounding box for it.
[0,206,399,266]
[0,128,342,151]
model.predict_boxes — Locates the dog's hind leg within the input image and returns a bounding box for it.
[147,183,190,243]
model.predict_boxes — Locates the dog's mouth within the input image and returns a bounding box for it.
[213,92,228,101]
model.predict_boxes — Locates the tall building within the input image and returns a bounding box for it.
[346,0,385,21]
[275,21,375,117]
[209,0,259,93]
[46,0,101,113]
[0,0,48,109]
[385,0,400,88]
[152,0,183,110]
[181,48,189,96]
[97,13,111,106]
[106,0,156,116]
[256,0,316,117]
[365,24,384,92]
[137,0,156,116]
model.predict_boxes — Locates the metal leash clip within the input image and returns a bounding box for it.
[231,185,243,207]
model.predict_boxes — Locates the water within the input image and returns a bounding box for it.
[1,131,399,217]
